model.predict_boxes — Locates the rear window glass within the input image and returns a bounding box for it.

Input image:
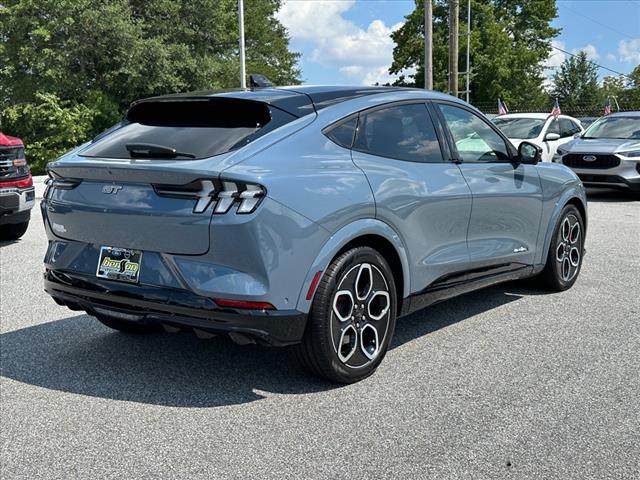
[81,98,296,159]
[325,117,357,148]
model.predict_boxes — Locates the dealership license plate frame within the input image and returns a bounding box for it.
[96,246,142,284]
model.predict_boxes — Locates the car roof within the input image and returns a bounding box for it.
[495,113,579,121]
[133,85,454,118]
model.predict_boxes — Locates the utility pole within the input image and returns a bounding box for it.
[465,0,470,102]
[238,0,246,89]
[448,0,459,96]
[424,0,433,90]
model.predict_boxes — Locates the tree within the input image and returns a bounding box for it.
[551,51,600,112]
[389,0,559,108]
[0,0,300,173]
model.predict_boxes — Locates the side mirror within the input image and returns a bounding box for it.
[573,132,581,138]
[544,132,560,141]
[518,141,542,165]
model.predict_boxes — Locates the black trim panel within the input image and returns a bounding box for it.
[44,269,307,346]
[400,265,534,317]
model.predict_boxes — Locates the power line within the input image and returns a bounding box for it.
[561,4,637,40]
[550,45,631,78]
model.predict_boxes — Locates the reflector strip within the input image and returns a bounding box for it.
[306,270,324,301]
[214,298,275,310]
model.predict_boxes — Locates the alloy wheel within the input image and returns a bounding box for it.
[330,263,391,369]
[555,213,582,282]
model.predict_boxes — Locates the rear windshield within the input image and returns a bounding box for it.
[81,98,296,159]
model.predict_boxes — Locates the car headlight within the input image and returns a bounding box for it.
[620,150,640,158]
[556,147,568,156]
[153,178,266,215]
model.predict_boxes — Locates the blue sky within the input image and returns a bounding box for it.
[276,0,640,85]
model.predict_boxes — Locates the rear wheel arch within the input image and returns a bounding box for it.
[335,234,405,316]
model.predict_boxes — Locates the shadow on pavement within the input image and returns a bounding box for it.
[586,188,638,203]
[1,283,530,408]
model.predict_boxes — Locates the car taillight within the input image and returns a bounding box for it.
[153,178,266,215]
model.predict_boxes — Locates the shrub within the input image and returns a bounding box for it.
[0,93,97,174]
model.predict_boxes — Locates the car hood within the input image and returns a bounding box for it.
[563,138,640,154]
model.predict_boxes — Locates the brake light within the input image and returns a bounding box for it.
[214,298,275,310]
[154,178,266,215]
[0,174,33,188]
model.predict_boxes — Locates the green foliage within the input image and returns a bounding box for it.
[0,0,300,173]
[390,0,559,107]
[551,51,600,110]
[0,93,97,173]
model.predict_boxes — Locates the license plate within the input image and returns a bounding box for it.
[96,246,142,283]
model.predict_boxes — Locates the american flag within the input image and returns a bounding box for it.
[497,98,508,115]
[551,98,561,119]
[604,97,612,116]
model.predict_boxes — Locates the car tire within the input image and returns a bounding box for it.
[0,221,29,241]
[539,204,585,291]
[294,246,397,383]
[95,314,159,334]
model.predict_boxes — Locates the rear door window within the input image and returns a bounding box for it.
[81,98,297,160]
[353,103,443,163]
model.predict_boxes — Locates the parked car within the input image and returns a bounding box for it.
[493,113,583,162]
[553,111,640,192]
[0,132,35,240]
[42,86,587,383]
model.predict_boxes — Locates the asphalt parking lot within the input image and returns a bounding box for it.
[1,188,639,479]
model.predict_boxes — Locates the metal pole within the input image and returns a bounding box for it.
[238,0,246,89]
[465,0,470,103]
[424,0,433,90]
[448,0,459,96]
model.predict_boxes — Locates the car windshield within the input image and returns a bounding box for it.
[582,116,640,139]
[492,117,545,139]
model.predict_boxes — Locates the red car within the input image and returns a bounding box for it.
[0,132,35,240]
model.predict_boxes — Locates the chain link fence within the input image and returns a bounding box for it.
[474,102,640,117]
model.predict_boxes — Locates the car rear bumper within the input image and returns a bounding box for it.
[0,184,35,224]
[44,269,307,346]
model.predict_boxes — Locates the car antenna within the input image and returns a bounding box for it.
[249,74,274,88]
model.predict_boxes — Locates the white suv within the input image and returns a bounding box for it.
[493,113,583,162]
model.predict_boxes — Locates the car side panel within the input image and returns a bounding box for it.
[351,150,472,293]
[222,122,375,234]
[458,163,543,267]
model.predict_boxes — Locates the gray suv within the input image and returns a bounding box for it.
[42,86,587,383]
[553,111,640,192]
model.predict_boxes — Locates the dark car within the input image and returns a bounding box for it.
[0,132,35,240]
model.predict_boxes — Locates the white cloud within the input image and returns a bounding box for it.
[542,40,566,88]
[606,52,617,62]
[572,44,599,61]
[618,38,640,63]
[277,1,407,85]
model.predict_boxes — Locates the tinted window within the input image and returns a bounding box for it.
[547,119,560,135]
[492,117,545,139]
[438,104,509,162]
[325,118,357,148]
[81,99,296,160]
[560,118,580,137]
[353,103,443,163]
